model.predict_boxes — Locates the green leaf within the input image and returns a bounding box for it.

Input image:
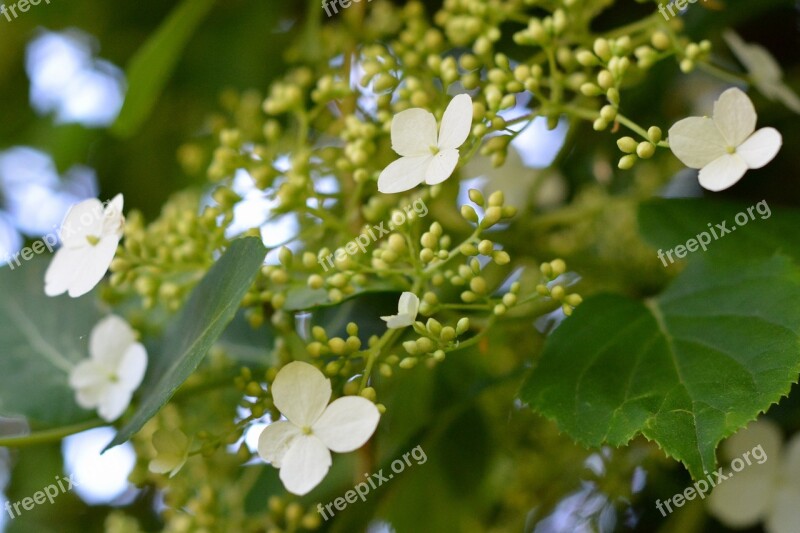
[111,0,216,137]
[639,198,800,265]
[105,237,266,450]
[520,256,800,479]
[0,258,102,429]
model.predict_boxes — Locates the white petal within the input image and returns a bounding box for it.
[424,149,459,185]
[116,343,148,392]
[59,199,105,248]
[279,435,331,495]
[397,292,419,317]
[721,419,783,464]
[707,461,774,528]
[773,84,800,114]
[737,128,782,169]
[780,432,800,483]
[44,246,84,297]
[713,87,757,147]
[102,194,125,236]
[46,236,120,298]
[75,384,108,410]
[257,421,302,467]
[381,314,414,329]
[66,235,120,298]
[69,360,107,389]
[437,93,473,150]
[271,362,331,427]
[313,396,380,453]
[698,154,748,192]
[723,31,783,85]
[377,155,431,194]
[97,385,133,422]
[668,117,728,168]
[391,108,437,157]
[766,486,800,533]
[89,315,137,365]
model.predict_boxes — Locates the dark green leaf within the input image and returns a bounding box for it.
[105,237,266,450]
[520,256,800,479]
[639,198,800,265]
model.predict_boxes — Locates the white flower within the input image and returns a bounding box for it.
[45,194,125,298]
[378,94,473,194]
[68,315,147,422]
[708,419,800,533]
[257,362,380,495]
[149,428,190,478]
[668,88,782,192]
[724,31,800,114]
[381,292,419,329]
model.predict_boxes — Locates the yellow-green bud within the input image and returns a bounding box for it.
[478,240,494,255]
[493,250,511,265]
[416,338,435,353]
[488,190,504,207]
[402,341,418,355]
[618,154,637,169]
[278,246,293,266]
[328,337,346,355]
[426,318,442,336]
[469,277,488,295]
[399,357,418,369]
[460,243,478,256]
[550,259,566,276]
[617,136,638,153]
[576,50,598,66]
[456,317,470,335]
[637,142,656,159]
[440,326,456,342]
[360,387,377,402]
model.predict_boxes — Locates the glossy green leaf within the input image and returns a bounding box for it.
[0,258,102,429]
[520,256,800,479]
[105,237,266,450]
[639,198,800,265]
[111,0,216,137]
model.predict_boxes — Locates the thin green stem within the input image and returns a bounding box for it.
[0,419,104,447]
[697,62,750,86]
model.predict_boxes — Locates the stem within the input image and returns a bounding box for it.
[696,62,750,86]
[0,419,104,447]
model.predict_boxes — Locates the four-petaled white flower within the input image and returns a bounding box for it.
[724,31,800,114]
[378,94,473,194]
[45,194,125,298]
[69,315,147,422]
[257,362,380,495]
[668,88,782,192]
[149,428,190,478]
[708,419,800,533]
[381,292,419,329]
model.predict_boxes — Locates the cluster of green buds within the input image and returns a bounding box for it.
[266,496,322,533]
[617,126,663,170]
[393,316,471,370]
[108,191,229,313]
[536,259,582,316]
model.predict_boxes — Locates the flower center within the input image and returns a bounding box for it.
[429,145,440,155]
[86,235,101,246]
[301,426,313,435]
[726,145,736,154]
